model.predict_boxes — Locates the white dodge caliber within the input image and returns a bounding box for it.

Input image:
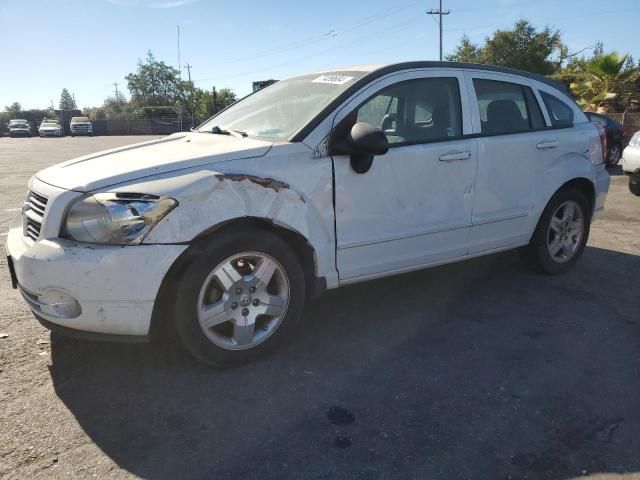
[5,62,610,366]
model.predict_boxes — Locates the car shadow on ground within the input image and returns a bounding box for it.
[48,246,640,480]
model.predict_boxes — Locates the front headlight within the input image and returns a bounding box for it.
[629,132,640,147]
[62,193,177,244]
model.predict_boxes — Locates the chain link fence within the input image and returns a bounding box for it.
[606,112,640,141]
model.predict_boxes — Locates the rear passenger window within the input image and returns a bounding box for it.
[354,77,462,145]
[473,79,541,135]
[540,91,574,128]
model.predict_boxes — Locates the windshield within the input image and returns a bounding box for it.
[198,72,366,140]
[72,117,90,123]
[9,120,27,125]
[42,123,57,128]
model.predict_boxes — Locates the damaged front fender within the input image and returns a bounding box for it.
[132,162,337,287]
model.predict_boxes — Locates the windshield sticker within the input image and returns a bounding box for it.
[312,74,354,85]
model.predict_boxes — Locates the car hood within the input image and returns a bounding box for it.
[10,126,29,130]
[36,132,273,192]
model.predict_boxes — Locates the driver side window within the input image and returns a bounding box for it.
[353,77,462,145]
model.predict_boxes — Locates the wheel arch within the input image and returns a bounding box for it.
[555,177,596,217]
[149,217,325,339]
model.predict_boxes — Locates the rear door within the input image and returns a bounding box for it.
[464,72,548,253]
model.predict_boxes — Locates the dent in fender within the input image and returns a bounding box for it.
[144,170,336,284]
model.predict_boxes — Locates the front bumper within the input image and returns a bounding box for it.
[9,130,31,136]
[5,224,186,338]
[40,131,62,136]
[622,146,640,176]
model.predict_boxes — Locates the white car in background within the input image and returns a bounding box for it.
[38,122,63,137]
[5,61,610,367]
[622,131,640,196]
[69,116,93,136]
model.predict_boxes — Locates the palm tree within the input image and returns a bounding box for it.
[570,52,639,112]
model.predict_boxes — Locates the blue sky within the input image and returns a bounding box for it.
[1,0,639,110]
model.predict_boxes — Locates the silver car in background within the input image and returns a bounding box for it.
[38,122,63,137]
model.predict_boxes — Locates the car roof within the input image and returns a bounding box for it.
[290,61,567,142]
[331,61,567,92]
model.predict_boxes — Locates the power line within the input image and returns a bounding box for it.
[193,17,421,84]
[426,0,450,61]
[194,1,421,72]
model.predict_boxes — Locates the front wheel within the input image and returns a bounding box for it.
[173,228,306,366]
[630,176,640,196]
[520,188,591,274]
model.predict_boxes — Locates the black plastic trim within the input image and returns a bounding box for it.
[290,61,567,143]
[34,313,150,343]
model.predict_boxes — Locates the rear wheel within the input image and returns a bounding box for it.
[606,143,622,167]
[629,176,640,196]
[520,188,591,274]
[173,228,306,366]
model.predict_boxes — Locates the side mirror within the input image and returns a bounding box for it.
[332,122,389,174]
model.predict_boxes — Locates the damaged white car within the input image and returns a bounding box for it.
[5,62,609,366]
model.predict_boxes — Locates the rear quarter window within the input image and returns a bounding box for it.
[540,91,574,128]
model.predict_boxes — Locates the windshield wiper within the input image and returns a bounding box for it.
[207,125,247,138]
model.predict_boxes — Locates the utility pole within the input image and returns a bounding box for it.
[184,63,194,126]
[427,0,450,61]
[113,82,120,100]
[177,25,182,79]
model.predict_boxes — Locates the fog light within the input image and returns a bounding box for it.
[39,289,82,319]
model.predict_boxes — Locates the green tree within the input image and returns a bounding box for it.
[570,52,640,111]
[5,102,22,116]
[445,35,481,63]
[59,88,76,110]
[447,20,565,75]
[126,51,182,106]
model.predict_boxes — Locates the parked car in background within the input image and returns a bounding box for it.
[5,62,609,366]
[7,120,32,137]
[69,117,93,136]
[38,122,63,137]
[622,131,640,196]
[585,112,625,168]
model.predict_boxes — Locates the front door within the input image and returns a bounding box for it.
[331,70,477,282]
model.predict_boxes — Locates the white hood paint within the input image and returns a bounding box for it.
[36,132,273,192]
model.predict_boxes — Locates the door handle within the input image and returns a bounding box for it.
[439,151,471,162]
[536,140,559,150]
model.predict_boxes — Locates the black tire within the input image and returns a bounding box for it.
[606,143,622,168]
[630,176,640,196]
[520,187,591,275]
[173,227,306,366]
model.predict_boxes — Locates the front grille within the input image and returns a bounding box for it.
[23,190,48,241]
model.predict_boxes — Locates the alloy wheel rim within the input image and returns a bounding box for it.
[197,252,290,350]
[547,200,584,264]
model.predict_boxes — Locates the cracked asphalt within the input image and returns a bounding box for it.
[1,136,639,480]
